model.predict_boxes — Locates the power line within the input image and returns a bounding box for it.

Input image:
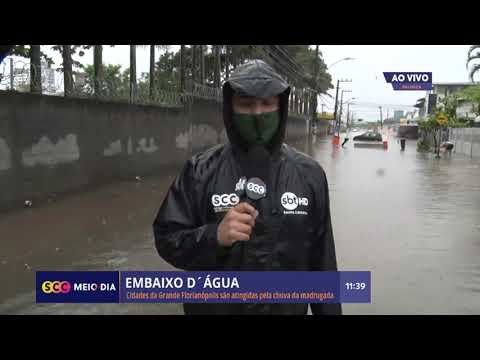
[256,46,305,85]
[258,45,308,85]
[272,45,306,74]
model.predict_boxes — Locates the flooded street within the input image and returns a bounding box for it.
[305,134,480,314]
[1,134,480,314]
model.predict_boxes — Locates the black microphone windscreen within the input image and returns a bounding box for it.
[246,145,269,182]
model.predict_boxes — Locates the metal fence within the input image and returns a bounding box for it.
[1,58,312,117]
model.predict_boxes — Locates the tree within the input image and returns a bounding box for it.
[200,45,205,84]
[30,45,41,94]
[93,45,103,97]
[80,64,129,99]
[51,45,86,97]
[418,112,452,156]
[225,45,230,79]
[180,45,185,91]
[466,45,480,82]
[130,45,137,103]
[459,85,480,117]
[79,45,110,98]
[438,93,459,122]
[137,45,170,100]
[63,45,73,97]
[213,45,220,88]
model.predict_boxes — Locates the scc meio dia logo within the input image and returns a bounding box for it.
[41,280,115,293]
[36,271,120,303]
[42,281,72,294]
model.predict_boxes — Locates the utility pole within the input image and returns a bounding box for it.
[333,79,340,123]
[333,79,352,141]
[347,103,351,129]
[339,89,351,130]
[379,106,383,129]
[339,90,345,124]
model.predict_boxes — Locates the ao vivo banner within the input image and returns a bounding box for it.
[383,72,432,90]
[36,271,371,304]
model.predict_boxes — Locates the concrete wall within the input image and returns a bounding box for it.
[0,92,205,212]
[286,114,309,141]
[449,128,480,158]
[0,91,309,212]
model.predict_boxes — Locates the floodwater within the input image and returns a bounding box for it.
[1,132,479,314]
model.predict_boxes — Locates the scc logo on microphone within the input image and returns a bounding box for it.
[247,182,265,195]
[211,193,240,207]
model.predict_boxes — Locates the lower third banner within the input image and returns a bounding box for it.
[120,271,370,304]
[35,271,370,303]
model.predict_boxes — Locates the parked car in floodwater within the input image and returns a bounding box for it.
[353,131,383,142]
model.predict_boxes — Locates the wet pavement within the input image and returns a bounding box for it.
[1,133,479,315]
[305,133,480,314]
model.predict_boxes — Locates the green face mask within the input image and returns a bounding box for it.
[232,111,280,146]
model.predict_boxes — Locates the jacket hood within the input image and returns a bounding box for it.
[222,59,291,155]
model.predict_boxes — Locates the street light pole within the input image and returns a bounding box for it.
[328,57,355,69]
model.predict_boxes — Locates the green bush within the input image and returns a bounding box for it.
[417,138,431,152]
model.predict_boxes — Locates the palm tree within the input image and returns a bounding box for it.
[466,45,480,82]
[200,45,205,84]
[225,45,230,80]
[180,45,185,91]
[63,45,73,97]
[93,45,103,97]
[30,45,41,94]
[192,45,197,84]
[231,45,237,70]
[130,45,137,103]
[136,45,169,101]
[213,45,220,88]
[180,45,186,92]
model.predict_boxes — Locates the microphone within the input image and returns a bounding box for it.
[236,145,269,209]
[232,146,269,259]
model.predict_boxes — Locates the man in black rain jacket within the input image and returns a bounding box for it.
[153,59,341,315]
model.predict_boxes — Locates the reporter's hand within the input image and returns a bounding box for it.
[217,202,258,247]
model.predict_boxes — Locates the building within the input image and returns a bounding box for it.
[12,60,56,93]
[423,82,479,119]
[393,110,404,121]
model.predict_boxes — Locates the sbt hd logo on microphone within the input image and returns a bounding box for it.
[36,271,120,303]
[281,192,309,215]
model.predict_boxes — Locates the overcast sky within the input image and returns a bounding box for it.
[3,45,474,122]
[320,45,473,121]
